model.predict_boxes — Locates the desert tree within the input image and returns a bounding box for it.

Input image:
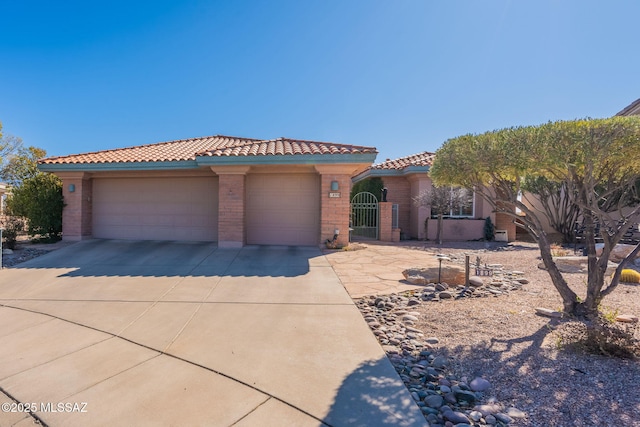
[521,176,580,243]
[430,117,640,317]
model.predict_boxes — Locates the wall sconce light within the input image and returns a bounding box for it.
[334,229,340,235]
[68,184,76,193]
[330,181,339,191]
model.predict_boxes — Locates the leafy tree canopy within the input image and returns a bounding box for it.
[1,145,46,187]
[431,116,640,317]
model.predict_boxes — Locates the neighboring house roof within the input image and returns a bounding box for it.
[352,151,435,182]
[38,135,378,172]
[616,98,640,116]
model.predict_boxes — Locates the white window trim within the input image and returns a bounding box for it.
[446,189,475,218]
[431,188,476,219]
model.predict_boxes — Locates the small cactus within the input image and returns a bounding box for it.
[620,269,640,283]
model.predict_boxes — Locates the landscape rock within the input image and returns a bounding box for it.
[439,291,453,299]
[469,377,491,392]
[443,411,470,424]
[405,275,428,285]
[596,243,640,263]
[505,407,527,418]
[485,414,497,425]
[494,412,514,424]
[424,394,443,408]
[402,265,467,286]
[468,276,484,287]
[454,389,477,405]
[615,314,639,323]
[540,256,617,275]
[535,307,563,318]
[474,403,501,416]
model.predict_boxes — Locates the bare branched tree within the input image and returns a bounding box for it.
[413,185,471,244]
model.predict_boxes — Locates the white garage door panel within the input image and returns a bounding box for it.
[93,177,218,241]
[246,174,320,246]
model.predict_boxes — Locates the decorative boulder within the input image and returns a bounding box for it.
[596,243,640,263]
[468,276,484,287]
[535,307,563,318]
[539,256,617,276]
[402,265,466,286]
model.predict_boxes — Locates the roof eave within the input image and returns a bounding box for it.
[38,153,378,172]
[38,160,199,172]
[352,165,430,183]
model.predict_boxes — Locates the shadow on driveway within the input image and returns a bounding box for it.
[9,239,315,278]
[325,357,428,426]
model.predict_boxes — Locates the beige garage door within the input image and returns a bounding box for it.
[92,176,218,241]
[246,173,320,246]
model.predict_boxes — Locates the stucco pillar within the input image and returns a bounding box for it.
[315,165,354,247]
[405,174,432,240]
[495,211,516,242]
[379,202,393,242]
[57,172,93,241]
[211,166,250,248]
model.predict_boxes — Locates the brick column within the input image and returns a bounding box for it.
[211,166,250,248]
[315,165,353,247]
[57,172,93,241]
[379,202,393,242]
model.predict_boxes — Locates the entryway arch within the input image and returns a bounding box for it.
[350,192,379,240]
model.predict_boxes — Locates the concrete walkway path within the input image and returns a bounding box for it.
[0,240,426,427]
[324,242,441,299]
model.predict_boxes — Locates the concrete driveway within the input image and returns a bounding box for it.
[0,240,425,427]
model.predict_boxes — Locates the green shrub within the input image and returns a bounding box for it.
[1,215,25,250]
[6,173,63,240]
[483,217,495,241]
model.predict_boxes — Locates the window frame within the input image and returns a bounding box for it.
[430,187,476,219]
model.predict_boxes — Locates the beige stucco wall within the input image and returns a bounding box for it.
[53,162,371,247]
[379,173,496,241]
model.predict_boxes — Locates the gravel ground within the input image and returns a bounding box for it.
[401,241,640,426]
[1,239,73,268]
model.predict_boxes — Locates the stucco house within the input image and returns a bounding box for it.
[38,135,377,248]
[616,98,640,117]
[352,152,516,242]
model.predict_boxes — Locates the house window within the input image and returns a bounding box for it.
[431,187,475,218]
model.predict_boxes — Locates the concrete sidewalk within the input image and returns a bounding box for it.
[0,240,426,427]
[324,242,440,298]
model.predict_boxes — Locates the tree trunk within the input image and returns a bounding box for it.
[537,231,579,314]
[437,214,443,245]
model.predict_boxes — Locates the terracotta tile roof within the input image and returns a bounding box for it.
[39,135,377,165]
[616,98,640,116]
[370,151,436,170]
[198,138,375,157]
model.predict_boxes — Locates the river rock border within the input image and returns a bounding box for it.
[356,292,527,426]
[403,258,530,300]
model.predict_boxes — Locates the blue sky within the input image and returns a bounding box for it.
[0,0,638,162]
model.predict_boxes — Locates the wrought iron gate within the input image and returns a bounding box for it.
[350,192,379,240]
